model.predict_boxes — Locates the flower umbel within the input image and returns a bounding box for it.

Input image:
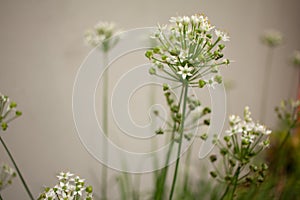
[146,14,230,86]
[0,163,16,191]
[208,107,271,199]
[84,21,120,52]
[0,93,22,131]
[38,172,93,200]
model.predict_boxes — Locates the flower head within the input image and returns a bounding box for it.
[291,50,300,67]
[0,164,16,191]
[0,93,22,131]
[84,21,120,52]
[146,14,230,85]
[38,172,93,200]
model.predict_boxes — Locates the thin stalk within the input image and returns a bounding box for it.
[154,85,185,200]
[260,47,274,122]
[101,52,109,200]
[0,193,2,200]
[220,185,230,200]
[169,82,189,200]
[183,147,192,194]
[229,165,241,200]
[0,136,34,200]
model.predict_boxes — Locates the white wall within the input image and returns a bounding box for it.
[0,0,299,199]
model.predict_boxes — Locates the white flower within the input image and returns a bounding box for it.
[177,64,194,79]
[229,115,241,125]
[215,29,230,41]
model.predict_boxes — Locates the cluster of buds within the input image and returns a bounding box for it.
[207,107,271,186]
[146,14,230,87]
[84,21,120,52]
[38,172,93,200]
[0,163,16,191]
[0,93,22,131]
[153,84,211,142]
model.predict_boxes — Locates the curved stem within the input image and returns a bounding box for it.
[169,82,189,200]
[0,136,34,200]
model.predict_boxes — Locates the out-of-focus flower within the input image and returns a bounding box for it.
[84,21,120,52]
[0,163,16,191]
[261,30,283,47]
[291,50,300,67]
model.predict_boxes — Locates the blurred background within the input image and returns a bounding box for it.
[0,0,300,199]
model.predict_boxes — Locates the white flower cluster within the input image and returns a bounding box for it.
[0,93,22,131]
[84,21,120,51]
[146,14,230,85]
[38,172,93,200]
[0,163,16,191]
[226,107,271,147]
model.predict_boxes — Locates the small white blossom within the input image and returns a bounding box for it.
[177,64,194,79]
[215,29,230,41]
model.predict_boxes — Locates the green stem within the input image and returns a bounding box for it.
[229,165,241,200]
[260,47,274,122]
[169,82,189,200]
[220,185,230,200]
[101,52,109,200]
[183,147,192,194]
[0,136,34,200]
[0,193,3,200]
[154,84,185,200]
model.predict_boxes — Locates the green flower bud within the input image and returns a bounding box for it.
[145,50,153,59]
[1,123,8,131]
[9,102,17,108]
[261,163,268,171]
[204,119,210,125]
[16,111,22,116]
[220,148,228,156]
[171,105,179,113]
[155,128,164,135]
[149,67,156,75]
[214,75,222,84]
[209,155,217,162]
[202,107,211,115]
[206,34,212,39]
[249,164,258,172]
[229,159,236,167]
[218,44,225,50]
[210,171,217,178]
[86,186,93,193]
[163,83,169,91]
[199,79,207,88]
[153,47,160,54]
[224,136,230,142]
[200,133,208,141]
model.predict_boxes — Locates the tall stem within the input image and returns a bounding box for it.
[260,47,274,122]
[169,82,189,200]
[0,136,34,200]
[101,52,109,200]
[155,85,185,200]
[229,165,241,200]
